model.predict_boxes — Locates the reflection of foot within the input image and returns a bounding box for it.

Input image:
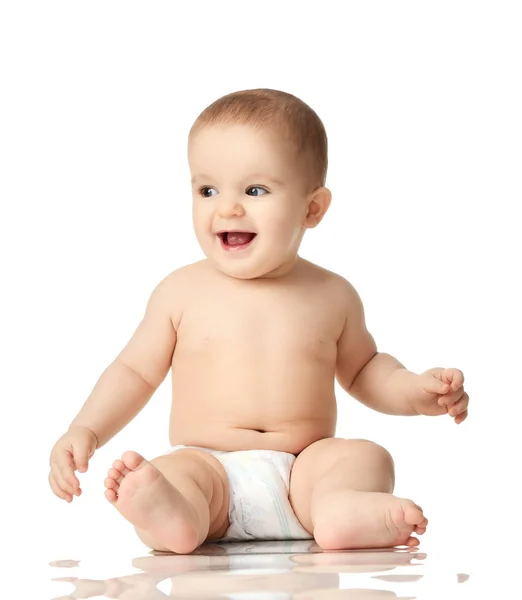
[132,553,229,575]
[295,589,407,599]
[51,574,169,600]
[51,576,107,599]
[313,490,428,550]
[104,451,200,554]
[291,548,426,574]
[108,573,169,600]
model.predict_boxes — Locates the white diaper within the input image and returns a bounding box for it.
[167,445,313,542]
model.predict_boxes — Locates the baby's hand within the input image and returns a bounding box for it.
[409,367,469,424]
[49,426,98,502]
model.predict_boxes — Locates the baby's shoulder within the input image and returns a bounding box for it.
[150,261,210,325]
[164,259,209,284]
[155,260,210,298]
[301,260,362,315]
[301,260,357,295]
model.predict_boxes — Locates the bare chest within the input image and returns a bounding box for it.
[176,285,343,358]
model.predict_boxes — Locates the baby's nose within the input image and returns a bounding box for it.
[217,198,246,218]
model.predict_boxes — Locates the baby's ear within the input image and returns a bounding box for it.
[304,187,332,228]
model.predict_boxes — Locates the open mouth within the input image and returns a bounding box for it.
[217,231,257,251]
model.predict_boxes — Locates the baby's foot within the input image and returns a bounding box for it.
[104,451,200,554]
[313,490,428,550]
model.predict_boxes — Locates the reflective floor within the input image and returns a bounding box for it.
[47,540,484,599]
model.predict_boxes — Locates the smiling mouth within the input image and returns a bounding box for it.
[217,231,257,250]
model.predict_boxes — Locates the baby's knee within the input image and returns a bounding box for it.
[361,440,394,471]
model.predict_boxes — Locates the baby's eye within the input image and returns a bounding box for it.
[200,186,218,197]
[246,186,268,197]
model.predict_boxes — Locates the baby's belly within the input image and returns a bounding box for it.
[169,418,335,455]
[168,350,337,455]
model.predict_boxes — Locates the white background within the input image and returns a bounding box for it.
[1,1,520,597]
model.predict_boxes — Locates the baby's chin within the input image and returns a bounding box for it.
[209,254,292,280]
[198,235,299,280]
[213,260,272,280]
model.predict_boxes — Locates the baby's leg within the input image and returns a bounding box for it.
[104,449,229,554]
[289,438,428,550]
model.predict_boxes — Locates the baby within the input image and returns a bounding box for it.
[49,88,469,554]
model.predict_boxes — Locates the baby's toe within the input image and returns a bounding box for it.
[108,467,124,484]
[121,450,148,471]
[405,536,420,547]
[104,488,117,504]
[403,501,426,526]
[112,458,125,471]
[104,476,119,490]
[414,517,428,534]
[112,459,130,476]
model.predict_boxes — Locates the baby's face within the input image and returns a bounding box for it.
[189,124,312,279]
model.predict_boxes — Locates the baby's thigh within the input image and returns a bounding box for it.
[289,438,393,528]
[292,438,393,482]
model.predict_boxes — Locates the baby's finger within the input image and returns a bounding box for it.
[72,446,91,474]
[449,392,469,417]
[49,472,73,502]
[454,409,468,424]
[58,450,81,490]
[437,389,464,408]
[423,376,449,396]
[443,368,465,391]
[51,460,76,496]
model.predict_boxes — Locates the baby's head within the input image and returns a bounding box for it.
[188,88,331,279]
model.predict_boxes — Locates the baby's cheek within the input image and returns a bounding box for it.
[275,214,301,239]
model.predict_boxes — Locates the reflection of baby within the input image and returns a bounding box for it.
[290,549,427,575]
[51,572,168,600]
[48,88,470,554]
[51,548,424,599]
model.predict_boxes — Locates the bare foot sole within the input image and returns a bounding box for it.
[313,490,428,550]
[104,450,201,554]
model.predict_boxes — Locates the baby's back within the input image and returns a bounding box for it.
[169,259,347,454]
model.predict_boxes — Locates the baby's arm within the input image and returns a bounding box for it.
[69,273,177,448]
[335,279,419,415]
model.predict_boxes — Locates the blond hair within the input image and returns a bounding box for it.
[189,88,328,192]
